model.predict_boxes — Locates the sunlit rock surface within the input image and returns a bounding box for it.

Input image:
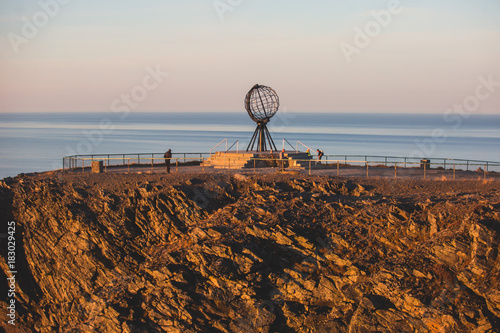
[1,172,499,332]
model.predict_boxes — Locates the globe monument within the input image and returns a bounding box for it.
[202,83,314,170]
[245,84,280,152]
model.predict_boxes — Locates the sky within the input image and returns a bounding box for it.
[0,0,499,113]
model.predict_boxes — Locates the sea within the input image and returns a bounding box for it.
[1,112,499,179]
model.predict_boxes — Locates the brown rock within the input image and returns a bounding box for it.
[1,172,499,332]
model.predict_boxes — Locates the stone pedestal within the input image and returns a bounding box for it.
[92,161,103,173]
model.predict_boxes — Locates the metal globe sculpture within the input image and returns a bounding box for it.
[245,84,280,152]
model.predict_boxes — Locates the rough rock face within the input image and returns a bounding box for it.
[1,172,499,332]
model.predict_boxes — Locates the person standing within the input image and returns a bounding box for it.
[279,149,286,170]
[316,149,324,163]
[164,149,172,173]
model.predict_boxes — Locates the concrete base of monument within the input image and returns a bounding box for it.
[202,150,316,170]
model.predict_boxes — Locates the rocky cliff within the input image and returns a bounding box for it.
[1,172,499,332]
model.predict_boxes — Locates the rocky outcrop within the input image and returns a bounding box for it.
[1,173,499,332]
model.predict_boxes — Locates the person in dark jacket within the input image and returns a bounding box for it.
[164,149,172,173]
[279,149,286,170]
[316,149,324,163]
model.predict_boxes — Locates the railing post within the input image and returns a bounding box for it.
[484,165,487,181]
[444,159,447,170]
[395,164,397,179]
[453,164,456,180]
[309,160,311,175]
[138,154,140,165]
[366,162,369,178]
[128,158,130,173]
[385,156,387,166]
[337,161,340,177]
[467,160,469,171]
[424,163,427,180]
[176,159,179,173]
[82,159,84,173]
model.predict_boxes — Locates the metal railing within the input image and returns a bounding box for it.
[62,153,500,180]
[227,140,239,153]
[323,155,500,172]
[63,152,210,171]
[282,138,296,151]
[213,157,499,180]
[297,141,314,154]
[210,139,227,154]
[209,138,240,154]
[63,150,500,179]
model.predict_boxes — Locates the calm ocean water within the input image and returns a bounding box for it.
[1,112,499,179]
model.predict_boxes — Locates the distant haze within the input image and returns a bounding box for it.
[1,0,499,113]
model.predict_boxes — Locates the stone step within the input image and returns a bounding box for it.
[204,151,313,170]
[204,160,250,166]
[212,153,258,159]
[213,165,245,169]
[202,154,255,169]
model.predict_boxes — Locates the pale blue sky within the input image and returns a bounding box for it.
[1,0,499,113]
